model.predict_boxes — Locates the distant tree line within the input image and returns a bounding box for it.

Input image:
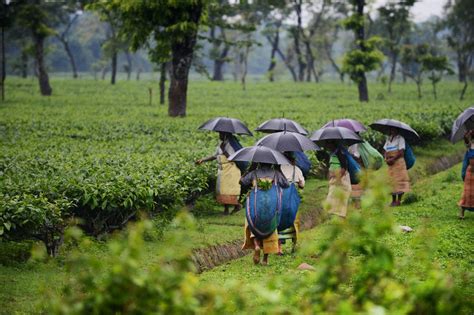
[0,0,473,113]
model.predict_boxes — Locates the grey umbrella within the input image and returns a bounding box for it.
[310,126,362,146]
[228,145,290,165]
[450,106,474,143]
[198,117,253,136]
[255,118,308,135]
[256,131,320,152]
[370,119,420,142]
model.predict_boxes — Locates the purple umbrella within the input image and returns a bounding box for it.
[450,106,474,143]
[323,119,367,133]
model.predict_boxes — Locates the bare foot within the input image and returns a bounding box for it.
[253,249,261,265]
[262,254,269,266]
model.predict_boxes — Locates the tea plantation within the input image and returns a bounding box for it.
[1,79,469,253]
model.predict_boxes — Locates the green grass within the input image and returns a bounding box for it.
[199,164,474,312]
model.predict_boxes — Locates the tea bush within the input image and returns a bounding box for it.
[1,79,471,254]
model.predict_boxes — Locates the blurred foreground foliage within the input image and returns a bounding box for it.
[47,173,467,314]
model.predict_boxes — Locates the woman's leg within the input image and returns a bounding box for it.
[391,194,397,206]
[397,193,404,205]
[277,240,283,255]
[253,238,261,264]
[459,207,465,220]
[231,203,241,214]
[262,254,269,265]
[224,204,230,215]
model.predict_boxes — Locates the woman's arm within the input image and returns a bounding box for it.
[195,155,216,165]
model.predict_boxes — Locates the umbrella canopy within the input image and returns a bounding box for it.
[228,145,290,165]
[255,118,308,135]
[369,119,420,142]
[323,119,367,133]
[255,131,320,152]
[198,117,253,136]
[310,126,362,146]
[450,106,474,143]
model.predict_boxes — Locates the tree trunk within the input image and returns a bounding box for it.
[125,51,132,81]
[358,75,369,102]
[167,4,202,117]
[1,26,5,101]
[160,62,166,105]
[460,80,468,101]
[388,52,398,93]
[355,0,368,102]
[241,42,250,91]
[111,50,117,85]
[101,66,108,80]
[21,50,28,78]
[61,39,78,79]
[416,81,422,99]
[267,27,280,82]
[136,67,141,81]
[212,60,225,81]
[293,0,306,82]
[457,52,466,83]
[34,34,52,96]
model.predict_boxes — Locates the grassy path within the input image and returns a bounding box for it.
[0,139,468,314]
[198,164,474,312]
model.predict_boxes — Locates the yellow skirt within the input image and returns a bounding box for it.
[326,170,352,218]
[386,152,410,194]
[216,155,241,205]
[242,219,279,254]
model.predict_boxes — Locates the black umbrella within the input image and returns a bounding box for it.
[370,119,420,142]
[256,131,320,152]
[310,126,362,146]
[228,146,290,165]
[450,106,474,143]
[255,118,308,135]
[198,117,253,136]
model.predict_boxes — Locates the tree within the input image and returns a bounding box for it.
[87,2,123,85]
[444,0,474,84]
[377,0,416,92]
[401,44,452,99]
[0,0,14,101]
[342,0,384,102]
[54,4,81,79]
[423,54,453,100]
[109,1,207,117]
[14,1,57,96]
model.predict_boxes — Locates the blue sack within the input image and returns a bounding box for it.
[246,184,282,239]
[228,136,248,173]
[404,144,416,170]
[278,183,301,231]
[461,149,474,181]
[343,148,361,184]
[295,151,311,178]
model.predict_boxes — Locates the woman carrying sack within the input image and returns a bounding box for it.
[196,132,242,215]
[325,141,352,218]
[278,153,305,254]
[383,128,410,206]
[240,163,289,265]
[458,130,474,219]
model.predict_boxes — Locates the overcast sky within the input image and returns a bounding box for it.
[374,0,447,22]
